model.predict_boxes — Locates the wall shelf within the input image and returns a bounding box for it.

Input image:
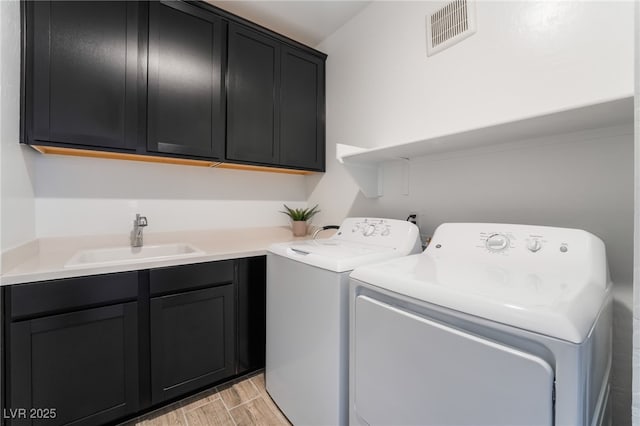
[337,96,634,198]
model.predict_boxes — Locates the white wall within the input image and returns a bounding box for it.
[0,0,34,412]
[309,1,635,424]
[315,1,633,153]
[0,0,36,254]
[0,0,307,242]
[310,0,635,227]
[34,155,308,237]
[631,0,639,424]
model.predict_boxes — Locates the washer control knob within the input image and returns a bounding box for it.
[527,239,542,253]
[363,224,376,237]
[381,227,390,236]
[486,233,509,252]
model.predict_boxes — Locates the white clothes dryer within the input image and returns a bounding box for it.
[349,223,612,426]
[266,217,421,426]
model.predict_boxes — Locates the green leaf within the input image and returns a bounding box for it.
[280,204,321,221]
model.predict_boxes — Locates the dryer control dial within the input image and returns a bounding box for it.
[363,224,377,237]
[527,238,542,253]
[486,233,509,252]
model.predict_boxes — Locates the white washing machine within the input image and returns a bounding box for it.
[349,223,612,426]
[266,217,421,426]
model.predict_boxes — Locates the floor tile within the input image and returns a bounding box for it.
[184,399,235,426]
[230,396,289,426]
[181,388,221,412]
[217,379,260,409]
[250,373,266,393]
[137,404,187,426]
[119,371,288,426]
[258,394,291,425]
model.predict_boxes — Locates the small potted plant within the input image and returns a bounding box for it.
[281,204,320,236]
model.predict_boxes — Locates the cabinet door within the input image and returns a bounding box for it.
[236,257,266,375]
[26,1,139,150]
[279,46,326,171]
[9,303,139,426]
[147,1,225,159]
[226,24,280,165]
[150,284,235,404]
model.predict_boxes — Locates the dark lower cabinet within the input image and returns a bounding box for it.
[150,284,235,404]
[9,303,139,426]
[236,257,266,375]
[3,257,266,425]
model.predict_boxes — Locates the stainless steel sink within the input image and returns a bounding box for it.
[65,243,205,268]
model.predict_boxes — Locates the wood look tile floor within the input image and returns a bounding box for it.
[125,372,291,426]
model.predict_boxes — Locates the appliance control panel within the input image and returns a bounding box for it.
[350,219,392,238]
[424,223,604,264]
[333,217,421,252]
[478,230,555,255]
[422,223,608,298]
[478,230,552,253]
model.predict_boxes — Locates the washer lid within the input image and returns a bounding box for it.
[268,217,421,272]
[350,223,611,343]
[268,239,398,272]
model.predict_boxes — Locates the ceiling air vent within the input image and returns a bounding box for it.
[426,0,477,57]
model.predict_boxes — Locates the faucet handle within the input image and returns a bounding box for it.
[135,214,148,227]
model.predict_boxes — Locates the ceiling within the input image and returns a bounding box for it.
[207,1,371,47]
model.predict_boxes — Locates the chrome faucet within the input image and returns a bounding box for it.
[131,214,148,247]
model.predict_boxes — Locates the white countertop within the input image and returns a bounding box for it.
[1,227,309,285]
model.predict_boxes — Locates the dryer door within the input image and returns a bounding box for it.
[353,295,554,426]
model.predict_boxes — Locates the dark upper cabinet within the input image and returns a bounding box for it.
[24,1,140,151]
[226,23,326,171]
[149,262,236,404]
[280,46,326,170]
[226,24,280,165]
[22,1,325,171]
[147,1,225,159]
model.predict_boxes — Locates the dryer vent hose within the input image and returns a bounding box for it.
[313,225,340,239]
